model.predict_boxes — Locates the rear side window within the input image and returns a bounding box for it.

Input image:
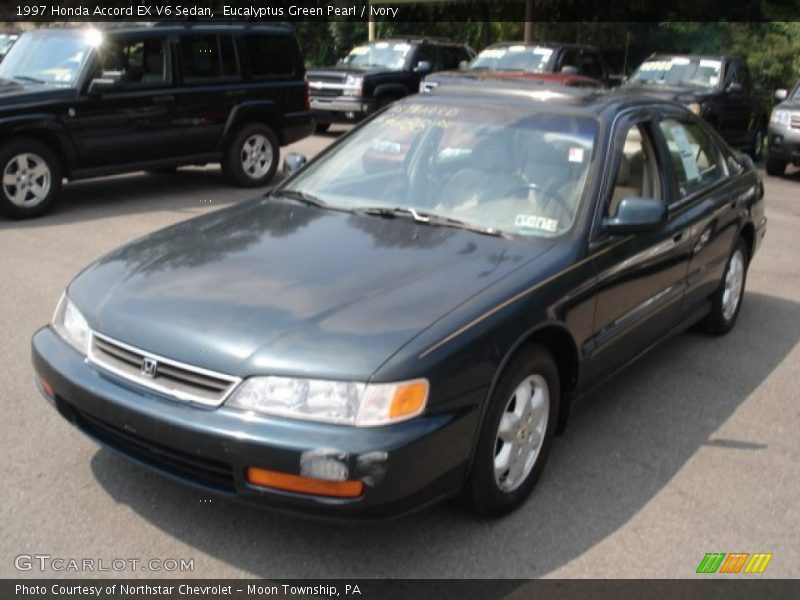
[579,51,604,80]
[659,119,725,198]
[244,34,295,77]
[180,35,239,82]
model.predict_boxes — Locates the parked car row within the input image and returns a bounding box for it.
[1,24,794,222]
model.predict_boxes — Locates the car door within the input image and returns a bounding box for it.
[173,32,241,155]
[69,33,179,169]
[718,60,752,147]
[656,112,741,315]
[582,111,693,385]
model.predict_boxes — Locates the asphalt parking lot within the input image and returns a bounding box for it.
[1,129,798,579]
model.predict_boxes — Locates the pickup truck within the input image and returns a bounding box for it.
[420,41,612,93]
[306,38,473,132]
[624,54,768,160]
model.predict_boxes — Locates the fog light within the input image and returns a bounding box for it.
[246,467,364,498]
[39,377,54,399]
[345,111,356,120]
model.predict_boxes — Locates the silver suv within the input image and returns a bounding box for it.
[766,82,800,176]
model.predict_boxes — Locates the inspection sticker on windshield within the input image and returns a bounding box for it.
[568,147,585,163]
[515,214,558,232]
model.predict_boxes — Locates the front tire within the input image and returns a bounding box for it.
[465,345,559,517]
[697,238,749,335]
[0,138,62,219]
[765,155,786,177]
[222,123,279,188]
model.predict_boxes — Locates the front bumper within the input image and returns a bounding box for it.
[767,125,800,164]
[310,96,375,124]
[31,327,478,520]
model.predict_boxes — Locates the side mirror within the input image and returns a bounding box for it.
[458,60,468,71]
[560,65,579,75]
[282,152,308,176]
[414,60,432,73]
[604,197,667,235]
[774,88,788,101]
[87,70,122,96]
[726,81,743,93]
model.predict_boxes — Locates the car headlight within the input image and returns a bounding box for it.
[343,75,363,97]
[770,109,791,127]
[226,376,428,427]
[686,102,703,116]
[52,293,91,355]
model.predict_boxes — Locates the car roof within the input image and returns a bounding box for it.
[366,37,463,47]
[486,41,600,52]
[645,53,737,62]
[409,82,682,118]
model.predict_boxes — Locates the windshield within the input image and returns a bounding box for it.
[469,45,554,73]
[0,34,18,55]
[630,56,722,89]
[283,101,597,238]
[0,30,94,86]
[339,41,412,71]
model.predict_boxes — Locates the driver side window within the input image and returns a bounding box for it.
[100,37,167,88]
[608,123,661,217]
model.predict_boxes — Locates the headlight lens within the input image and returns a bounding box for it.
[226,376,428,427]
[686,102,702,116]
[343,75,363,97]
[770,109,791,127]
[52,294,91,355]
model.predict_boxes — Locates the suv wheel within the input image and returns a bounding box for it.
[223,124,279,187]
[0,139,62,219]
[697,238,749,335]
[465,344,559,516]
[765,155,786,177]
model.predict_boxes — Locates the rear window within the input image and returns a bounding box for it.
[180,34,239,82]
[244,33,295,77]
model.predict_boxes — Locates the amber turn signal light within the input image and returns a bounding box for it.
[389,381,428,419]
[246,467,364,499]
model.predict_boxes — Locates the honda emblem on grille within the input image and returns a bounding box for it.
[141,357,158,378]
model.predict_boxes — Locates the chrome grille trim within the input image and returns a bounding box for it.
[88,332,241,407]
[791,113,800,130]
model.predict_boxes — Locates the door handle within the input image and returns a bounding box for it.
[672,232,685,243]
[152,95,175,104]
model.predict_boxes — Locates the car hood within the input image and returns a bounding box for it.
[307,66,397,80]
[68,198,554,381]
[621,83,714,103]
[776,98,800,111]
[0,78,75,106]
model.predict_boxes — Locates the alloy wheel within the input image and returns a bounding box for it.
[240,134,273,179]
[2,153,51,208]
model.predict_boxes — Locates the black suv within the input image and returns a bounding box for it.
[624,54,768,159]
[306,38,473,132]
[0,23,313,219]
[420,41,611,92]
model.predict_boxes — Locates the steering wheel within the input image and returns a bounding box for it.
[509,183,572,222]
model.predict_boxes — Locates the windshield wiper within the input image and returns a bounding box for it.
[357,206,509,238]
[271,189,328,208]
[12,75,46,84]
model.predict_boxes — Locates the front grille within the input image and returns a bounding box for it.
[311,87,344,98]
[791,113,800,130]
[88,333,240,407]
[308,72,347,84]
[74,407,235,493]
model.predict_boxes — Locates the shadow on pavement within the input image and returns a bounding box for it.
[0,168,267,230]
[90,291,800,577]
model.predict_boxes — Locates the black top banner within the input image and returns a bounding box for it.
[1,0,800,23]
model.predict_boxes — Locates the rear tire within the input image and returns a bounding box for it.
[697,237,749,335]
[0,138,62,219]
[765,155,786,177]
[222,123,279,188]
[749,124,766,161]
[465,344,559,517]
